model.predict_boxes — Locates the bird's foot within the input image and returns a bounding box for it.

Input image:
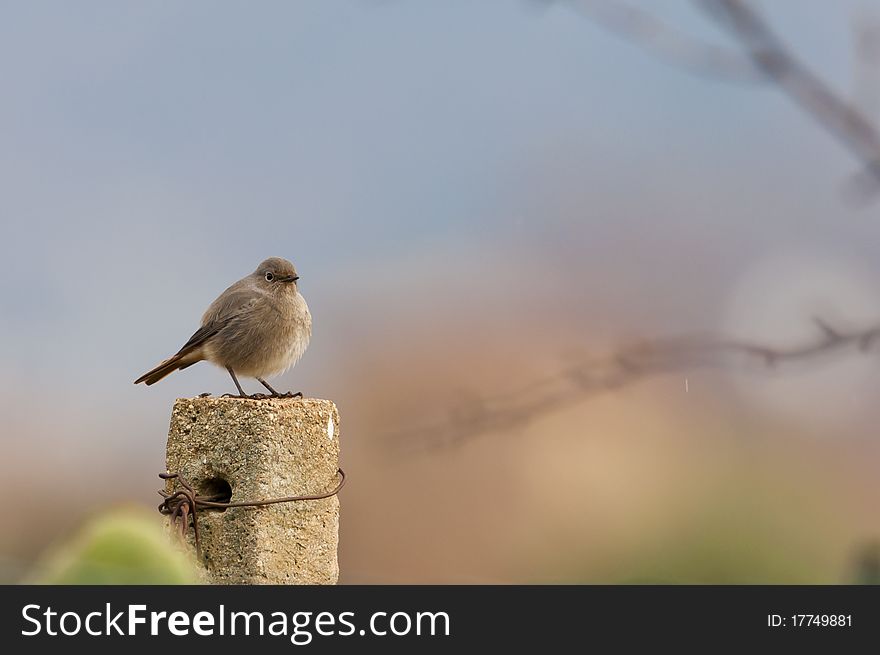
[218,391,302,400]
[251,391,302,399]
[252,391,303,399]
[198,392,212,398]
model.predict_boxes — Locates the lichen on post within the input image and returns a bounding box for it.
[164,396,340,584]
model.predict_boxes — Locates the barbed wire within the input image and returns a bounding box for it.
[388,318,880,452]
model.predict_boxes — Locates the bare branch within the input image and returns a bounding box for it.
[557,0,880,195]
[387,319,880,453]
[698,0,880,192]
[852,9,880,121]
[564,0,763,82]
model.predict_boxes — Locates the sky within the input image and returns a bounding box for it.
[2,0,880,581]
[2,0,875,381]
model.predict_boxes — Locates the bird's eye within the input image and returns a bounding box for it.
[265,272,275,282]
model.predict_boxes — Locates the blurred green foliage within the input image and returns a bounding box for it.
[28,507,197,584]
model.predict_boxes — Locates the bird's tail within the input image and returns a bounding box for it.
[134,353,198,386]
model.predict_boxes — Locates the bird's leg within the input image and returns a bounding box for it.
[257,377,303,399]
[226,367,247,397]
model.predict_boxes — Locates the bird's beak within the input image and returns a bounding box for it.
[278,275,299,283]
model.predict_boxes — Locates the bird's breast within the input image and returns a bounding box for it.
[206,292,311,378]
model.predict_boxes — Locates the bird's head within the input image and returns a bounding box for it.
[253,257,300,291]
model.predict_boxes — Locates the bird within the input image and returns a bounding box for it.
[135,257,311,398]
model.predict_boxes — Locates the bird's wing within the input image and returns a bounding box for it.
[174,283,261,356]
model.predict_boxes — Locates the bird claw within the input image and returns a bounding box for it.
[255,391,302,399]
[217,391,302,399]
[198,392,212,398]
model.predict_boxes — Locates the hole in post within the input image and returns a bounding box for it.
[198,477,232,511]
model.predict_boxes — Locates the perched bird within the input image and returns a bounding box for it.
[135,257,311,397]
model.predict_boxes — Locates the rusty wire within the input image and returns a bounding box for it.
[158,468,346,557]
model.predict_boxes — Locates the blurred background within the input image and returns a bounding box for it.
[2,0,880,583]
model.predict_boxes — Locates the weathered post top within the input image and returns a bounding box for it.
[164,396,340,585]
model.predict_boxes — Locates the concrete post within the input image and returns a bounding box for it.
[164,396,340,584]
